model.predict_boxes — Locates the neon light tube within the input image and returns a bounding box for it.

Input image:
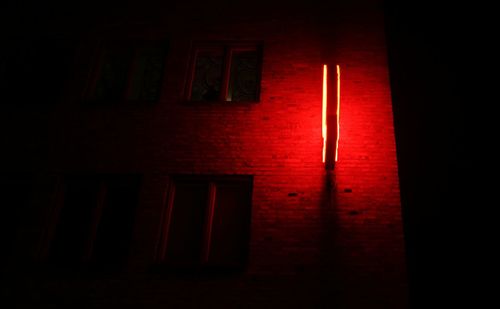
[322,64,327,163]
[335,64,340,162]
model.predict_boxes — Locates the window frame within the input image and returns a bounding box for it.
[156,175,253,271]
[84,39,169,105]
[185,42,263,103]
[40,174,142,270]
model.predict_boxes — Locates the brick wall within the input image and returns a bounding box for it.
[2,2,408,308]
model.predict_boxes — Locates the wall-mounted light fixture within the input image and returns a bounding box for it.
[322,64,340,170]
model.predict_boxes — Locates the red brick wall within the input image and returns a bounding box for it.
[3,2,408,308]
[329,9,409,308]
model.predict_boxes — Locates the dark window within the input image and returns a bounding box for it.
[190,50,224,101]
[87,40,168,104]
[188,43,262,102]
[48,175,100,266]
[92,45,132,101]
[227,50,261,101]
[157,176,253,270]
[164,180,208,266]
[90,176,141,269]
[47,174,141,270]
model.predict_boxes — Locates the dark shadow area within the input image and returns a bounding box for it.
[384,1,490,307]
[319,171,341,307]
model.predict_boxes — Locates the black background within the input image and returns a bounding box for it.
[385,1,491,307]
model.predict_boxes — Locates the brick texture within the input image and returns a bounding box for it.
[2,2,408,308]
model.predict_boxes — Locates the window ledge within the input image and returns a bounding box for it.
[81,99,159,107]
[182,99,260,105]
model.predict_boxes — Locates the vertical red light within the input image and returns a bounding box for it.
[322,64,327,163]
[335,64,340,162]
[323,64,340,167]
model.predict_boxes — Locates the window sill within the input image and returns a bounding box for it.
[81,99,159,107]
[149,263,247,278]
[182,99,260,105]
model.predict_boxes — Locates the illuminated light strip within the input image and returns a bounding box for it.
[335,64,340,162]
[322,64,327,163]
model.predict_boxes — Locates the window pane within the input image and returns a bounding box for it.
[190,51,223,101]
[209,178,252,268]
[92,46,132,101]
[228,50,260,101]
[49,176,100,265]
[128,43,167,101]
[91,175,141,269]
[165,181,208,266]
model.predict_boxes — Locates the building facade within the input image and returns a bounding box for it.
[2,1,408,308]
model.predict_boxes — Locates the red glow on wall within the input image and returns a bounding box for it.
[322,64,327,163]
[335,64,340,162]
